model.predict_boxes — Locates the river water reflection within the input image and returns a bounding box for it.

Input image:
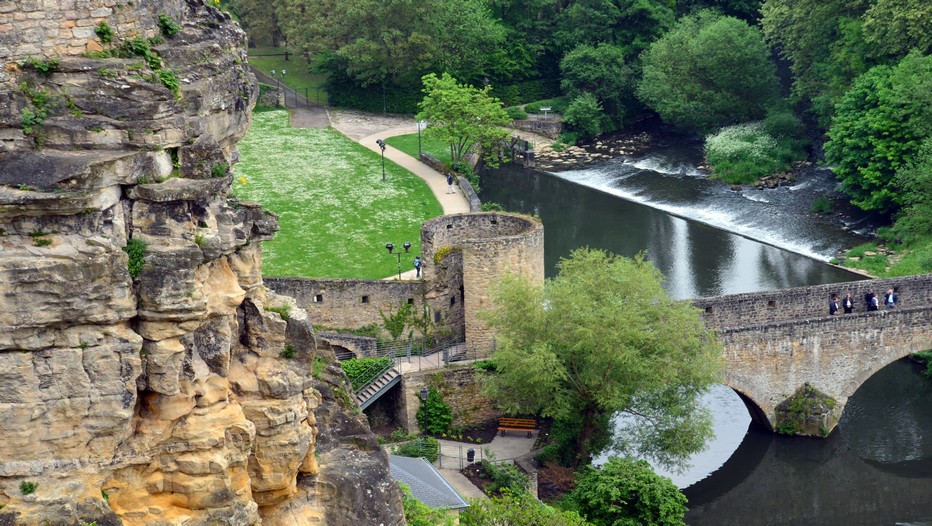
[480,161,932,524]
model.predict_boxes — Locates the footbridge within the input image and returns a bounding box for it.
[694,273,932,435]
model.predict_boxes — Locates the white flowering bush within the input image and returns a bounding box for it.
[705,120,805,184]
[235,109,443,278]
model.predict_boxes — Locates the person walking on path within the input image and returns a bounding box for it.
[413,256,422,278]
[446,173,456,194]
[885,289,898,309]
[865,289,878,311]
[843,293,854,314]
[829,296,839,316]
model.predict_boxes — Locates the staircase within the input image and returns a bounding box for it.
[355,367,402,410]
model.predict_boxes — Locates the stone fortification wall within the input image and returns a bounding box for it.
[693,274,932,329]
[720,305,932,433]
[421,213,544,356]
[265,277,426,332]
[402,365,501,435]
[0,0,178,62]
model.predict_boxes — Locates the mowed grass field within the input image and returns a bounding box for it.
[385,133,454,166]
[234,109,443,279]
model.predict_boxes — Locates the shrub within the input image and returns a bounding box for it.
[22,57,60,76]
[475,460,529,496]
[340,357,393,388]
[505,106,528,121]
[156,69,180,97]
[705,121,801,184]
[95,21,114,43]
[20,481,38,495]
[563,93,607,142]
[811,196,833,213]
[264,304,291,320]
[158,14,182,38]
[211,161,229,178]
[280,344,296,359]
[524,97,570,115]
[123,238,147,278]
[392,436,439,463]
[416,388,452,435]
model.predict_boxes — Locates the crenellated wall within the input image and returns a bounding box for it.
[421,213,545,356]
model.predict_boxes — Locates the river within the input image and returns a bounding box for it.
[479,147,932,525]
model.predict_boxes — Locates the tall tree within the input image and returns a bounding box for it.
[637,10,779,133]
[824,51,932,213]
[481,248,723,468]
[560,43,638,125]
[760,0,872,125]
[417,73,511,166]
[863,0,932,59]
[553,0,675,57]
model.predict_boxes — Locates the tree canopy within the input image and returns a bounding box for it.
[637,10,780,133]
[566,457,687,526]
[481,248,723,468]
[824,51,932,212]
[417,72,511,167]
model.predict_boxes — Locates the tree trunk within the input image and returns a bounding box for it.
[573,402,601,468]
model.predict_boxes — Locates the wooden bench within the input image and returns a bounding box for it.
[497,417,537,438]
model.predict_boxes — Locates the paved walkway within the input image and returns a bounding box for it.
[435,433,539,501]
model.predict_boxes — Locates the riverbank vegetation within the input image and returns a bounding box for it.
[233,109,442,278]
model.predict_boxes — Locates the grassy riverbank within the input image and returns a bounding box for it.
[233,108,443,278]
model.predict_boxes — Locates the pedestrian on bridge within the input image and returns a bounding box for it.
[829,296,839,316]
[843,293,854,314]
[865,289,878,311]
[885,289,898,308]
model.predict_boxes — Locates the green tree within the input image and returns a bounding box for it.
[863,0,932,59]
[760,0,872,125]
[481,248,723,468]
[637,10,779,133]
[563,93,609,143]
[553,0,675,57]
[824,52,932,212]
[890,138,932,246]
[227,0,284,46]
[460,490,591,526]
[566,457,687,526]
[560,43,637,125]
[417,72,511,166]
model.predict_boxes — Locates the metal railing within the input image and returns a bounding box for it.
[349,358,395,393]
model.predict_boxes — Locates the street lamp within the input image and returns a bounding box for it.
[375,139,386,181]
[385,241,411,280]
[419,386,430,434]
[416,120,427,158]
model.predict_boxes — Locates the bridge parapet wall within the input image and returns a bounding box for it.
[720,305,932,432]
[694,274,932,329]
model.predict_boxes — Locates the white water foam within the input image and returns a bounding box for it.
[627,157,706,177]
[548,170,836,261]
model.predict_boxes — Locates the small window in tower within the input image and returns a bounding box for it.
[361,295,369,304]
[314,294,323,303]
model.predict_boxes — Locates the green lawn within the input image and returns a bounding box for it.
[234,109,443,279]
[385,133,454,165]
[247,47,329,105]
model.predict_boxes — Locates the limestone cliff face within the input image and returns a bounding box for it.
[0,1,403,525]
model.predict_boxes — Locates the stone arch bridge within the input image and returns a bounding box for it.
[693,273,932,435]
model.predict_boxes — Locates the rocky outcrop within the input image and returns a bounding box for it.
[0,1,403,525]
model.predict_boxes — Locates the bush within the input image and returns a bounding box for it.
[20,481,38,495]
[524,97,570,115]
[340,357,393,388]
[326,81,421,114]
[476,460,529,496]
[563,93,607,142]
[95,21,114,44]
[810,197,833,213]
[489,78,562,107]
[505,106,528,121]
[393,436,439,463]
[705,121,803,184]
[158,14,182,38]
[416,388,453,435]
[280,344,296,359]
[123,238,147,278]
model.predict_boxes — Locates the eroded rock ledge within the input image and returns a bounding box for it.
[0,1,402,524]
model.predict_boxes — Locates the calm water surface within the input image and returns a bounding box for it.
[480,151,932,525]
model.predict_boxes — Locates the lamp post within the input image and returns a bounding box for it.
[375,139,386,182]
[385,241,411,280]
[418,386,431,458]
[416,120,426,158]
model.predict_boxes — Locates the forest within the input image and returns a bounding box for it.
[225,0,931,273]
